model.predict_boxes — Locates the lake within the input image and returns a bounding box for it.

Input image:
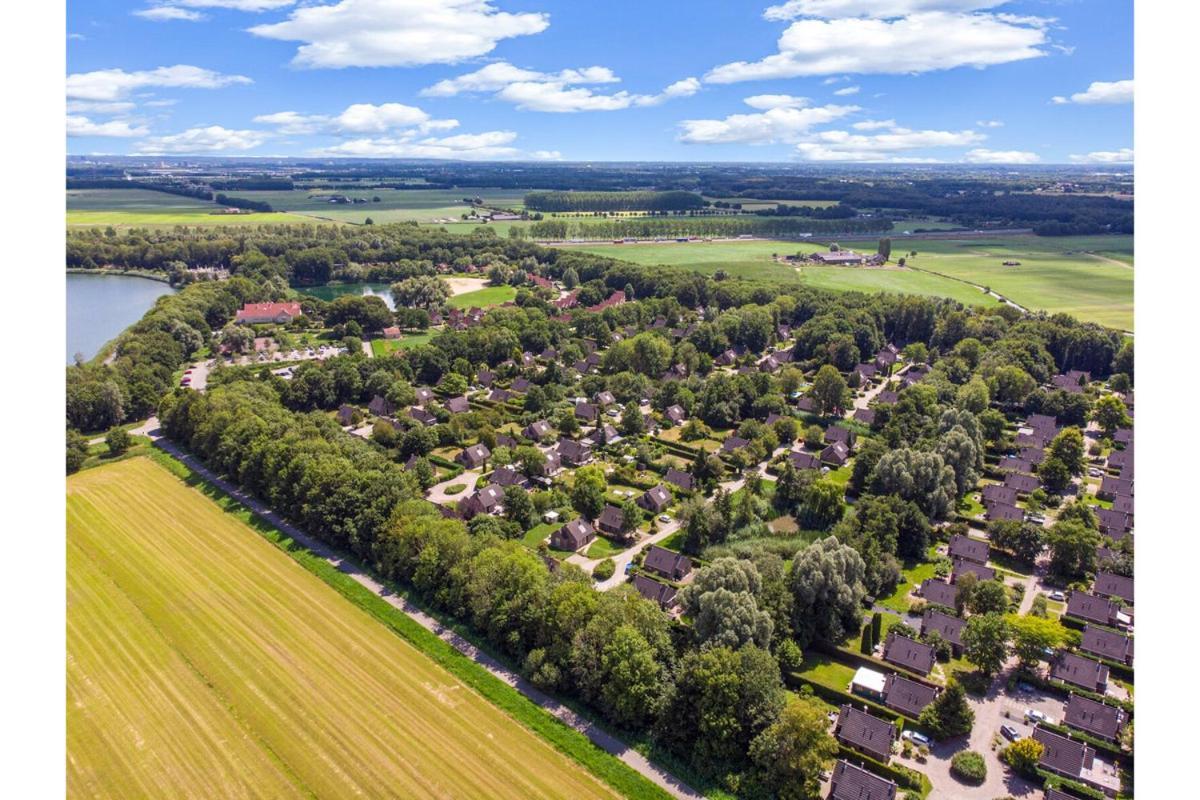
[296,283,396,310]
[66,273,176,364]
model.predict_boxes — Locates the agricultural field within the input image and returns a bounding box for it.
[66,189,313,227]
[66,457,618,800]
[220,187,530,225]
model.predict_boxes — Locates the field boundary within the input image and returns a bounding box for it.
[143,446,689,800]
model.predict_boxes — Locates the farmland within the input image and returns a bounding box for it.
[66,457,619,800]
[218,186,530,225]
[66,189,314,227]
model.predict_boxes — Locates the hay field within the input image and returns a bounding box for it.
[66,457,617,800]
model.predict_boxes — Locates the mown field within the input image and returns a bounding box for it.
[220,187,530,225]
[66,457,619,800]
[447,285,518,309]
[66,189,316,227]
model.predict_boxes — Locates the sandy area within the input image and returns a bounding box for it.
[446,277,488,296]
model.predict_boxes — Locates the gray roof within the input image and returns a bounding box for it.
[920,579,958,609]
[835,705,896,762]
[1051,651,1110,693]
[1064,694,1124,741]
[643,545,692,580]
[1066,592,1120,625]
[1094,571,1134,604]
[1080,625,1133,665]
[883,633,935,675]
[1033,725,1094,778]
[883,674,938,718]
[831,760,897,800]
[948,534,989,565]
[922,609,965,647]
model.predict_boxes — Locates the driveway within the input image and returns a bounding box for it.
[848,363,910,415]
[568,517,682,590]
[426,469,481,504]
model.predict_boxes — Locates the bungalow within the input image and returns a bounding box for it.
[795,396,817,413]
[981,483,1019,507]
[948,534,990,565]
[1004,472,1041,495]
[922,609,965,655]
[883,674,939,719]
[997,457,1034,474]
[575,402,599,422]
[521,352,536,369]
[663,468,695,493]
[1051,370,1090,393]
[413,387,434,406]
[1065,694,1125,741]
[551,518,595,552]
[557,439,593,467]
[643,545,693,581]
[382,326,402,340]
[490,466,528,488]
[1093,572,1134,605]
[1066,592,1123,627]
[952,559,996,583]
[587,290,626,313]
[488,388,513,404]
[811,249,868,265]
[1096,508,1133,539]
[882,632,936,676]
[1019,446,1047,465]
[1111,494,1135,515]
[475,369,494,387]
[540,451,563,477]
[1033,726,1096,782]
[368,395,397,417]
[664,405,687,425]
[523,420,553,442]
[409,406,438,427]
[458,484,504,518]
[834,705,896,763]
[852,408,877,426]
[920,578,959,610]
[445,396,470,414]
[986,502,1024,523]
[1107,448,1133,472]
[830,760,897,800]
[638,485,672,514]
[790,450,822,471]
[722,436,752,454]
[632,574,679,610]
[235,301,302,324]
[1080,625,1134,666]
[874,347,898,370]
[595,391,616,407]
[853,363,879,384]
[1113,428,1133,446]
[1051,651,1110,694]
[596,504,627,537]
[1026,413,1059,433]
[715,348,744,367]
[902,365,930,385]
[825,425,856,448]
[458,443,491,470]
[1098,476,1133,500]
[821,441,851,467]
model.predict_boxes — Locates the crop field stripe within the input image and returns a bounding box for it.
[67,458,623,800]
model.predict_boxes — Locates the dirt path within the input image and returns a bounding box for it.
[1085,252,1134,270]
[446,277,489,296]
[135,420,701,800]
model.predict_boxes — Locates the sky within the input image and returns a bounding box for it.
[65,1,1133,164]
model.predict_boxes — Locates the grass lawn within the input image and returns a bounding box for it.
[523,522,557,551]
[447,285,518,309]
[877,560,939,614]
[657,530,687,552]
[587,537,628,559]
[794,652,857,692]
[68,457,620,800]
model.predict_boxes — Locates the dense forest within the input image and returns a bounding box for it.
[524,190,707,212]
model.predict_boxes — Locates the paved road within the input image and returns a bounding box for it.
[567,517,682,590]
[137,419,701,800]
[426,469,482,505]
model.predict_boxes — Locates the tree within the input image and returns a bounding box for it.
[789,536,867,647]
[936,427,981,498]
[390,276,451,310]
[1048,426,1086,475]
[955,378,991,414]
[871,448,957,520]
[810,365,848,416]
[796,478,844,530]
[619,498,642,536]
[749,695,839,800]
[571,465,608,520]
[66,430,90,474]
[681,559,774,649]
[987,519,1044,563]
[1093,394,1131,437]
[1001,737,1044,777]
[918,679,975,738]
[1007,614,1065,667]
[962,613,1009,676]
[1046,520,1101,579]
[105,427,131,456]
[773,461,807,515]
[967,580,1009,615]
[877,237,892,260]
[504,486,535,530]
[562,267,579,289]
[989,365,1036,406]
[599,625,662,727]
[619,401,644,436]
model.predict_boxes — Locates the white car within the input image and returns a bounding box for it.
[658,514,671,523]
[1025,709,1051,725]
[1049,591,1066,602]
[902,730,931,747]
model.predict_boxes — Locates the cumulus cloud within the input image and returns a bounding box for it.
[66,65,251,101]
[1052,79,1133,105]
[763,0,1004,19]
[248,0,550,69]
[678,103,860,144]
[67,115,150,138]
[135,125,269,154]
[134,6,206,21]
[255,102,457,135]
[964,148,1039,163]
[422,61,698,112]
[792,122,985,161]
[314,129,526,159]
[169,0,295,8]
[706,11,1048,82]
[1069,148,1133,164]
[743,94,811,110]
[66,100,138,114]
[852,119,897,130]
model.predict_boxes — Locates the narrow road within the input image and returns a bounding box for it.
[567,517,681,590]
[136,419,701,800]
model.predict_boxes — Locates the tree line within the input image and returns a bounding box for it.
[524,191,707,212]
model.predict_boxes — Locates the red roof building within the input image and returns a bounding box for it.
[235,302,302,324]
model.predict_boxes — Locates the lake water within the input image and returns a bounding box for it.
[296,283,396,310]
[66,273,176,364]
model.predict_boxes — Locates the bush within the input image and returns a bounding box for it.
[443,483,467,495]
[594,559,616,581]
[950,751,987,784]
[106,427,132,456]
[1001,737,1044,777]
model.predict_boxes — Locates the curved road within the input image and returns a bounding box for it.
[133,418,702,800]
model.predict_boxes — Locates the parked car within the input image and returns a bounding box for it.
[1088,467,1103,477]
[1049,591,1066,602]
[1001,725,1021,741]
[1025,709,1051,724]
[658,514,671,523]
[902,730,932,747]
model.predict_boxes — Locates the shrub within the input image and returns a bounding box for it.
[106,427,132,456]
[443,483,467,495]
[950,750,987,784]
[593,559,616,581]
[1001,737,1044,777]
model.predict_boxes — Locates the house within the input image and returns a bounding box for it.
[235,301,302,324]
[1107,447,1133,472]
[596,505,627,537]
[1066,592,1123,627]
[1093,572,1134,604]
[458,443,491,470]
[368,395,397,417]
[834,705,896,763]
[853,408,877,426]
[981,484,1019,507]
[1033,726,1096,782]
[1026,413,1059,433]
[409,406,438,427]
[445,396,470,414]
[922,609,965,655]
[540,451,563,477]
[952,559,996,583]
[920,579,958,610]
[475,369,494,388]
[458,484,504,518]
[1051,370,1090,393]
[721,436,751,454]
[821,441,850,467]
[413,387,434,406]
[1004,472,1041,495]
[1019,447,1046,465]
[830,760,897,800]
[795,396,817,413]
[1080,625,1134,666]
[594,391,616,407]
[663,468,695,493]
[1098,476,1133,500]
[1113,428,1133,446]
[811,249,868,265]
[825,425,856,448]
[874,347,898,370]
[557,439,593,467]
[511,377,532,394]
[551,518,595,552]
[523,420,553,441]
[1111,494,1134,515]
[587,290,626,313]
[490,466,528,488]
[488,388,513,404]
[853,363,879,384]
[664,405,686,425]
[1064,694,1125,741]
[382,326,402,340]
[948,534,990,565]
[1096,508,1133,539]
[575,402,599,422]
[643,545,693,581]
[336,404,357,426]
[1051,651,1110,694]
[883,674,939,718]
[997,457,1034,474]
[986,502,1024,523]
[850,666,887,700]
[882,633,935,675]
[632,574,678,610]
[875,390,899,405]
[637,485,672,514]
[790,450,822,471]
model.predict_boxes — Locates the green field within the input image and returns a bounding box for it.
[66,189,317,227]
[448,285,518,309]
[67,458,619,800]
[221,187,531,225]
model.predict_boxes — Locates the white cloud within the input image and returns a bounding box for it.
[833,85,860,96]
[66,100,137,114]
[166,1,296,9]
[743,94,810,110]
[852,119,896,130]
[255,102,457,134]
[135,125,269,154]
[763,0,1004,20]
[1069,148,1133,164]
[678,104,860,144]
[248,0,550,69]
[1051,79,1133,105]
[793,123,985,161]
[423,61,698,112]
[964,148,1039,163]
[706,11,1047,82]
[976,119,1003,127]
[530,150,563,160]
[66,65,251,101]
[315,129,525,159]
[67,115,150,138]
[134,7,206,21]
[68,32,86,40]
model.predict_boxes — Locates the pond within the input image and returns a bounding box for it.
[295,282,396,310]
[66,273,176,365]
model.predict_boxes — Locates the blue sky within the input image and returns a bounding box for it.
[66,1,1133,164]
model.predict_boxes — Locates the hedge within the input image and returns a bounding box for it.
[817,641,941,690]
[1040,720,1130,764]
[1039,771,1108,800]
[1011,669,1134,715]
[836,746,932,798]
[785,673,917,730]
